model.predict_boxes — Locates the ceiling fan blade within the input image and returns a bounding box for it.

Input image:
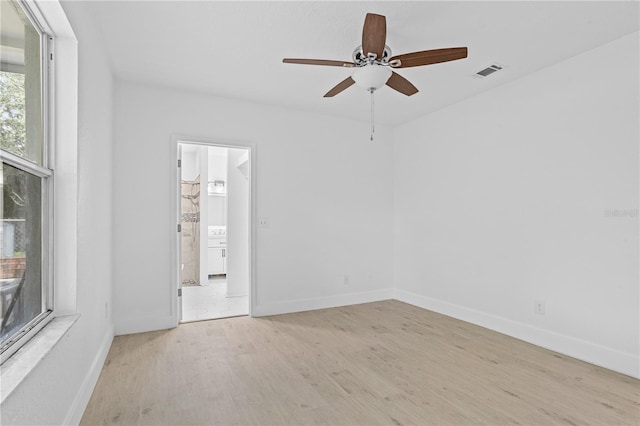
[362,13,386,59]
[389,47,468,68]
[386,72,418,96]
[283,58,355,68]
[324,76,355,97]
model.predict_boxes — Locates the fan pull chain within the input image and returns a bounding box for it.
[370,89,375,141]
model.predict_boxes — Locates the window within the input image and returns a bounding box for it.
[1,0,53,362]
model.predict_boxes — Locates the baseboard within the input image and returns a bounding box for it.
[226,292,248,298]
[394,289,640,379]
[63,325,114,425]
[252,288,394,317]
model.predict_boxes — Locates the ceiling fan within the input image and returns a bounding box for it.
[282,13,468,98]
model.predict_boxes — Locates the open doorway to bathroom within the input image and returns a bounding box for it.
[178,142,251,322]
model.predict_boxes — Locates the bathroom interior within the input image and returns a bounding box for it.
[180,143,250,322]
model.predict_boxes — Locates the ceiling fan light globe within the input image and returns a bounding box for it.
[352,64,392,91]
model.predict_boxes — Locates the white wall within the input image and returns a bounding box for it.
[207,147,228,225]
[113,81,394,333]
[0,1,115,423]
[226,148,250,297]
[208,147,228,182]
[199,146,208,286]
[181,147,199,181]
[393,33,639,377]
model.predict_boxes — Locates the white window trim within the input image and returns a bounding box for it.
[0,0,55,363]
[0,0,78,401]
[30,0,78,316]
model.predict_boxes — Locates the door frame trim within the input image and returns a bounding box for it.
[169,135,256,325]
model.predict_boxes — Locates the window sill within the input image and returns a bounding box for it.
[0,314,79,404]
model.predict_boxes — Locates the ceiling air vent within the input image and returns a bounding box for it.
[476,64,503,77]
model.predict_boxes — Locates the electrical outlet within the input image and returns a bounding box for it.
[534,300,546,315]
[344,275,350,285]
[258,217,269,228]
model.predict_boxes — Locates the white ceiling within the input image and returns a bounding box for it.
[81,1,638,126]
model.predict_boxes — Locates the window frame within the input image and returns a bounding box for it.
[0,0,55,364]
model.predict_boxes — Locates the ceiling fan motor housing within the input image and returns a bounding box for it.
[352,45,393,66]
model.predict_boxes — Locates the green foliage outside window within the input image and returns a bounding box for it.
[0,71,26,158]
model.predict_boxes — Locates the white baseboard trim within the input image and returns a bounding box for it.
[226,292,248,298]
[63,325,114,425]
[394,289,640,379]
[252,288,394,317]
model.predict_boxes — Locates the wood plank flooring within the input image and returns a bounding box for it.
[81,300,640,425]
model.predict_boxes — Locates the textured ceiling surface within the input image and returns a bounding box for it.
[77,1,639,125]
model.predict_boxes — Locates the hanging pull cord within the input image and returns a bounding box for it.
[370,88,375,141]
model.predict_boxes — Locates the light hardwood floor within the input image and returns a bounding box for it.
[81,300,639,425]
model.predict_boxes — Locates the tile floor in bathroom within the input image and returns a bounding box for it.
[181,276,249,322]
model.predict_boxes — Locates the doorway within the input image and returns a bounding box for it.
[176,141,252,322]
